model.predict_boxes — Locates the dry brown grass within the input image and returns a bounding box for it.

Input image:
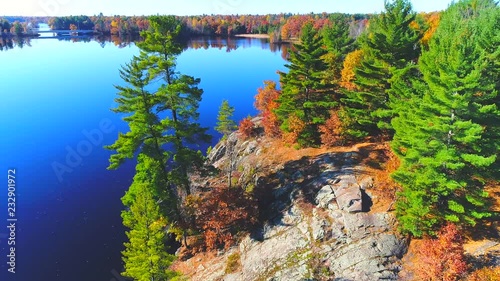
[257,137,376,169]
[466,267,500,281]
[170,250,218,277]
[357,142,400,213]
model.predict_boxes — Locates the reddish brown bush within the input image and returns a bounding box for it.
[195,185,257,250]
[238,117,254,139]
[414,223,468,281]
[319,110,343,147]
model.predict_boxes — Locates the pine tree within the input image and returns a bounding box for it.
[121,154,179,281]
[276,23,335,146]
[105,55,171,193]
[107,15,211,248]
[215,100,237,138]
[140,16,211,197]
[322,14,355,88]
[342,0,421,138]
[392,0,499,236]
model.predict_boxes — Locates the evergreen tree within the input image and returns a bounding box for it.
[342,0,421,138]
[107,15,211,248]
[140,16,211,196]
[276,23,335,146]
[215,100,237,138]
[392,0,499,236]
[122,154,179,281]
[105,55,171,192]
[322,14,355,88]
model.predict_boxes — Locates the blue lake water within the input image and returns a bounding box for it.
[0,36,286,281]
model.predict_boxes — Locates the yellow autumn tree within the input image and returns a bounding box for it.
[340,49,364,91]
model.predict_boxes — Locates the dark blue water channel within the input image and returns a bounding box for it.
[0,36,286,281]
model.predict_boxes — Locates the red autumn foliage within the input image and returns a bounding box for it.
[238,117,254,139]
[281,15,314,40]
[254,81,281,137]
[414,223,468,281]
[194,185,257,250]
[319,110,344,147]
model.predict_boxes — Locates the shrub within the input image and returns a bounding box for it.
[194,185,258,250]
[319,110,344,147]
[225,252,241,274]
[281,113,305,145]
[413,223,468,281]
[238,117,254,139]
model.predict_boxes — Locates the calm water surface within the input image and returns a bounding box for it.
[0,36,286,281]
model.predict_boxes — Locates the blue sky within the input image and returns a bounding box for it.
[4,0,453,17]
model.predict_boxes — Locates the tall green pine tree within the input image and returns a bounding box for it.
[106,55,171,197]
[276,23,335,146]
[140,16,211,196]
[392,0,499,236]
[342,0,421,138]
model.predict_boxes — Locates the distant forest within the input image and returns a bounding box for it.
[1,12,438,42]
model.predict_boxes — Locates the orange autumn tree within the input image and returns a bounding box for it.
[414,223,468,281]
[254,80,281,137]
[421,12,441,47]
[410,12,441,49]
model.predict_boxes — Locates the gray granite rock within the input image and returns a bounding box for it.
[187,136,407,281]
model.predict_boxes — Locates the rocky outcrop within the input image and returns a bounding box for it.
[187,131,407,281]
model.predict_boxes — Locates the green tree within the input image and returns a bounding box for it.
[322,14,355,87]
[107,16,211,249]
[10,21,24,36]
[0,18,11,34]
[342,0,421,138]
[107,15,210,196]
[215,100,237,138]
[391,0,499,236]
[122,154,179,281]
[276,23,335,146]
[139,15,211,197]
[106,56,168,172]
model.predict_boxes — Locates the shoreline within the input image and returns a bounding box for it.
[234,34,270,39]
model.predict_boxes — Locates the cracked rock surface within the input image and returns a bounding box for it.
[187,132,407,281]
